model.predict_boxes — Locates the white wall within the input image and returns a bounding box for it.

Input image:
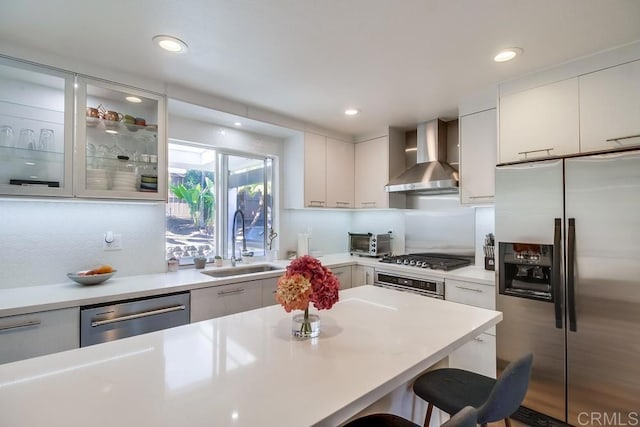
[0,199,166,288]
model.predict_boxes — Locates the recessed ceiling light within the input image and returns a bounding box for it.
[234,122,242,127]
[344,108,360,116]
[494,47,523,63]
[105,129,118,135]
[126,96,142,103]
[152,35,188,53]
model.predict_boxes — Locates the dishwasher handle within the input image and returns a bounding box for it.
[91,304,186,327]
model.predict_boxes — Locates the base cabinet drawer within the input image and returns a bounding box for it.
[449,332,496,378]
[0,307,79,365]
[191,280,262,322]
[445,278,495,310]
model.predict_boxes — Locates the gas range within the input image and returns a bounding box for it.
[378,253,472,271]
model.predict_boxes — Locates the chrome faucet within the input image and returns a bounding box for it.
[231,209,246,267]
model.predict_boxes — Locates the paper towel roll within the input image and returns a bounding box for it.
[297,233,309,257]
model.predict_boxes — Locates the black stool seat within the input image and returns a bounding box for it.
[412,353,533,427]
[343,413,420,427]
[413,368,496,415]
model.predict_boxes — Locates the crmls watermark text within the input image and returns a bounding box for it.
[578,412,639,426]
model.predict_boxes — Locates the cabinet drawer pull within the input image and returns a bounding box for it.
[518,148,554,158]
[468,196,493,199]
[308,200,325,207]
[360,201,376,207]
[0,320,41,332]
[473,337,485,343]
[335,202,351,207]
[218,288,245,297]
[606,134,640,143]
[91,305,186,327]
[455,285,482,293]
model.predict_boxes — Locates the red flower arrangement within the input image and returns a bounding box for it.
[275,256,340,337]
[275,255,340,312]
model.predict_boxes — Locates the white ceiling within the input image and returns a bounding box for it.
[1,0,640,137]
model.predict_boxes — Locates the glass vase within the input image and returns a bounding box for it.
[292,307,320,339]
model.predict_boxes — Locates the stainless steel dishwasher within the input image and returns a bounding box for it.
[80,292,190,347]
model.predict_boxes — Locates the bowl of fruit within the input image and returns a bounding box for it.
[67,265,116,286]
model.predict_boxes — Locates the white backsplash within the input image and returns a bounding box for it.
[279,209,353,256]
[0,199,166,288]
[0,198,494,289]
[350,210,405,254]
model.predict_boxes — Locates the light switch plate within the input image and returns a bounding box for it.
[103,233,122,250]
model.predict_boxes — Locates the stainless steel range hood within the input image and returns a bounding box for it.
[385,119,459,194]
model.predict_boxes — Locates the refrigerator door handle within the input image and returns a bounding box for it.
[567,218,577,332]
[553,218,563,329]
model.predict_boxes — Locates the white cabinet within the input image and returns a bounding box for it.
[261,276,279,307]
[0,307,79,365]
[190,280,262,322]
[0,57,74,197]
[285,132,354,208]
[326,138,355,208]
[352,265,375,286]
[76,77,166,200]
[354,129,405,209]
[331,266,352,289]
[0,56,167,201]
[445,278,496,377]
[579,60,640,152]
[303,132,327,207]
[459,108,497,204]
[448,332,496,378]
[499,78,579,163]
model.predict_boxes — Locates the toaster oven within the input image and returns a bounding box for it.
[348,232,392,257]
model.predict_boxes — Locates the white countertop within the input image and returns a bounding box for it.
[0,286,502,427]
[0,254,495,317]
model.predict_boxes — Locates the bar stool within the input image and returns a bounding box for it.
[341,405,477,427]
[412,353,533,427]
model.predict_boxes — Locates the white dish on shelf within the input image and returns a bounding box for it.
[86,117,100,127]
[67,270,116,285]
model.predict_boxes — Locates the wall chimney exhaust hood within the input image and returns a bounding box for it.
[385,119,458,194]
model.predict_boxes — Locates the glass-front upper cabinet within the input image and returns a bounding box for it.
[0,57,74,197]
[75,77,166,200]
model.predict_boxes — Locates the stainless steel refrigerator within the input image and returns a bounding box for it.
[495,149,640,426]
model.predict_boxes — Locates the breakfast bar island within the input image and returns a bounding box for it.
[0,286,501,427]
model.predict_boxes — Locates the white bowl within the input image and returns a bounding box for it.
[67,270,116,285]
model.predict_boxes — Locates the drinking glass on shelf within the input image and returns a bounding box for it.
[0,125,14,147]
[18,128,35,150]
[38,129,55,151]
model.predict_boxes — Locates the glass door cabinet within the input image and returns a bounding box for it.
[75,77,166,200]
[0,57,74,196]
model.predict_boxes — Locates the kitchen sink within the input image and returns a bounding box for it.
[201,264,283,278]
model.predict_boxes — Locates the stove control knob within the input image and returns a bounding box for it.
[403,260,410,265]
[396,259,403,264]
[409,260,416,266]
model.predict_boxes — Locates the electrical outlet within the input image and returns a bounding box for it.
[103,233,123,251]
